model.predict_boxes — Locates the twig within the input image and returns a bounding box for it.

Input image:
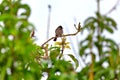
[62,30,80,37]
[58,37,65,59]
[41,23,81,48]
[41,37,55,48]
[105,0,120,15]
[41,23,81,59]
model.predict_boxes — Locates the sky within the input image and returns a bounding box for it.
[21,0,120,44]
[22,0,96,42]
[21,0,120,70]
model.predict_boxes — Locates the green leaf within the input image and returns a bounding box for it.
[68,54,79,69]
[84,17,96,25]
[105,26,114,33]
[103,38,118,49]
[96,12,101,18]
[94,68,111,79]
[54,60,74,72]
[49,46,60,51]
[98,20,105,33]
[83,17,97,32]
[0,14,17,21]
[105,17,117,29]
[49,47,60,60]
[18,4,31,18]
[79,45,88,56]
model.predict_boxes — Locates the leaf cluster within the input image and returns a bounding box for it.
[79,12,120,79]
[0,0,41,79]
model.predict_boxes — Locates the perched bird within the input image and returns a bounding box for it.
[53,26,63,41]
[31,30,35,37]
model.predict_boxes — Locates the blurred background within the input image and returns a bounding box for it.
[22,0,120,69]
[22,0,120,43]
[0,0,120,79]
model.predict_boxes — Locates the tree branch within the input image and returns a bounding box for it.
[41,23,81,48]
[105,0,120,15]
[40,23,81,59]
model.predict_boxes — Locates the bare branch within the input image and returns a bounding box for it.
[62,30,80,37]
[41,23,81,48]
[105,0,120,15]
[58,37,66,59]
[41,37,55,48]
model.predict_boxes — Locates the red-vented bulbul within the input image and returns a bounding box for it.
[53,26,63,41]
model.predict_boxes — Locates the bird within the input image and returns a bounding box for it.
[53,26,63,41]
[31,30,35,37]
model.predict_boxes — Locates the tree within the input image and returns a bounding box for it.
[78,0,120,79]
[0,0,42,79]
[0,0,80,80]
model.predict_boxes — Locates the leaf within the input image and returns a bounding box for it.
[18,4,31,18]
[34,45,44,55]
[94,68,110,79]
[96,12,101,18]
[105,17,117,29]
[65,45,71,49]
[79,45,88,56]
[0,14,17,21]
[98,20,106,33]
[68,54,79,69]
[55,42,62,45]
[84,17,96,25]
[103,38,118,49]
[49,47,60,61]
[83,17,97,32]
[105,25,114,33]
[49,46,60,51]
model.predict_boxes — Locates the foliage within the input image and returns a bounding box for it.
[0,0,42,79]
[79,10,120,80]
[0,0,79,80]
[0,0,120,80]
